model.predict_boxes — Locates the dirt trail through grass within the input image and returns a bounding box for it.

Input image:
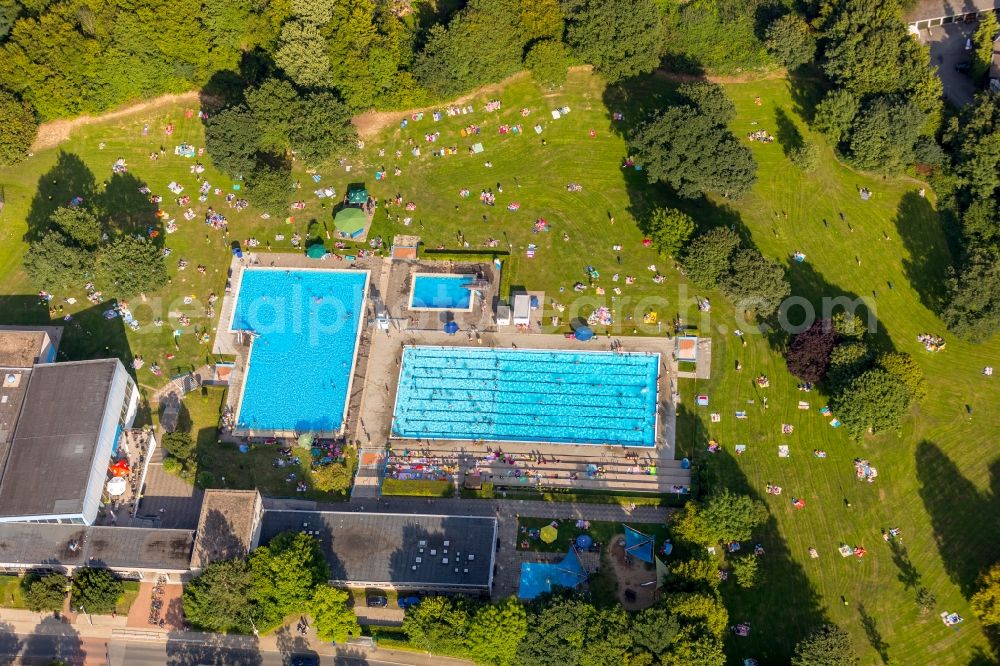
[31,91,201,151]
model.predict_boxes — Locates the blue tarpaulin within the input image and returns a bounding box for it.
[624,525,655,564]
[518,547,588,600]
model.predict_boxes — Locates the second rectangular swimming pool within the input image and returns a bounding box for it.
[391,346,659,447]
[409,274,475,310]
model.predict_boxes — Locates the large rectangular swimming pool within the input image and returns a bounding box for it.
[230,268,368,433]
[391,346,659,447]
[409,274,475,310]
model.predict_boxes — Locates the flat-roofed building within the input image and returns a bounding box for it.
[259,510,497,593]
[0,523,193,580]
[190,489,264,571]
[0,358,139,525]
[906,0,1000,31]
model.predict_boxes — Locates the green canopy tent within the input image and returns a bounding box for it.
[334,207,367,238]
[346,187,368,205]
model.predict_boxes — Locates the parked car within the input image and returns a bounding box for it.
[366,595,388,607]
[290,656,319,666]
[398,596,421,610]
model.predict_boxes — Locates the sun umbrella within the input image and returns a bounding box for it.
[576,534,593,549]
[334,207,367,236]
[443,321,459,335]
[540,525,558,543]
[306,243,327,259]
[575,325,594,341]
[106,476,127,496]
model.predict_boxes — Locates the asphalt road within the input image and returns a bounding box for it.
[0,631,457,666]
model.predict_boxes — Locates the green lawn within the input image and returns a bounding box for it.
[0,68,997,662]
[381,478,453,497]
[164,386,353,500]
[115,580,141,615]
[0,576,27,609]
[516,517,670,554]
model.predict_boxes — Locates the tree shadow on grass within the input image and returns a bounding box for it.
[101,172,160,238]
[24,151,97,242]
[888,540,922,591]
[24,151,162,244]
[858,602,890,664]
[703,450,829,662]
[916,441,1000,598]
[892,191,954,315]
[774,107,804,158]
[786,65,828,125]
[778,257,894,354]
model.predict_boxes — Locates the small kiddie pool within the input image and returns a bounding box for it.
[409,273,476,311]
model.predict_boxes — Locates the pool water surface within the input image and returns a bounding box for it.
[410,274,474,310]
[392,346,659,446]
[231,268,367,432]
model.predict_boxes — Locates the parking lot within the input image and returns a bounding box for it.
[919,20,981,106]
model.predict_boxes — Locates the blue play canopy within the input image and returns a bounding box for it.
[518,547,588,600]
[624,525,655,564]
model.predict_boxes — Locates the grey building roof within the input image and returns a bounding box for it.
[0,359,119,518]
[0,523,193,572]
[905,0,1000,21]
[259,511,497,590]
[190,490,260,570]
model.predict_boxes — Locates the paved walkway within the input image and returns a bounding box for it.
[133,444,203,530]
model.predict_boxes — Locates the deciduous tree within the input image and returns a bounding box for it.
[812,89,858,146]
[942,250,1000,342]
[561,0,664,83]
[649,208,696,258]
[50,206,102,249]
[183,559,254,633]
[765,14,816,69]
[96,235,167,297]
[466,597,527,666]
[70,568,122,615]
[721,247,790,317]
[786,319,837,382]
[310,585,359,642]
[831,368,911,438]
[23,231,93,291]
[972,11,999,81]
[632,105,757,199]
[682,227,740,288]
[792,623,858,666]
[677,82,735,126]
[0,88,35,165]
[249,532,328,629]
[972,561,1000,626]
[525,39,569,88]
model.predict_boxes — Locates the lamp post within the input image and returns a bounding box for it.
[78,604,92,625]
